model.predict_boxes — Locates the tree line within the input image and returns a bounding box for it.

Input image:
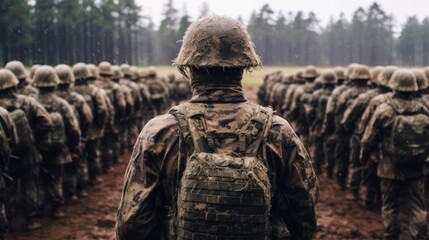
[0,1,428,67]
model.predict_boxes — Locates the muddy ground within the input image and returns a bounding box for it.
[7,87,426,240]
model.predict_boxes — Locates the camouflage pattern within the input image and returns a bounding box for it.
[5,61,38,97]
[388,70,418,92]
[32,65,60,88]
[142,72,170,116]
[174,15,261,75]
[116,84,319,240]
[0,69,19,90]
[361,95,429,240]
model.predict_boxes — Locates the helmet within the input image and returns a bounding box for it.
[5,60,27,79]
[112,66,123,80]
[87,64,99,80]
[147,66,157,77]
[378,66,398,87]
[0,69,19,90]
[130,67,139,81]
[294,71,304,83]
[334,66,346,80]
[32,65,60,88]
[302,65,319,78]
[388,69,418,92]
[303,66,319,78]
[370,66,384,85]
[55,64,75,84]
[72,62,91,80]
[98,61,113,77]
[120,64,131,77]
[412,69,428,90]
[345,63,360,79]
[30,64,40,79]
[349,65,370,80]
[320,70,338,85]
[174,15,261,74]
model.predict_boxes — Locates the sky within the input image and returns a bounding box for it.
[136,0,428,33]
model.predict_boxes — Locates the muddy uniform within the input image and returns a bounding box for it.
[0,107,17,237]
[341,88,383,196]
[35,92,81,212]
[322,82,350,178]
[56,86,93,198]
[116,85,319,240]
[361,96,429,240]
[144,76,170,116]
[120,78,143,150]
[0,94,51,223]
[73,81,108,184]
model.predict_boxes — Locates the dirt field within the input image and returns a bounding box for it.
[6,86,424,240]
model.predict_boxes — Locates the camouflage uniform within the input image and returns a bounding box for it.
[143,67,170,116]
[72,63,108,185]
[33,66,81,217]
[55,64,94,200]
[0,69,52,230]
[361,70,428,240]
[310,71,337,173]
[0,106,17,237]
[332,65,369,190]
[116,15,318,240]
[96,62,126,172]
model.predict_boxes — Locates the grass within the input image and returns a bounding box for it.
[152,65,304,87]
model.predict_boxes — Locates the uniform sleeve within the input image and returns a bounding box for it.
[27,97,52,140]
[94,89,108,127]
[341,95,367,132]
[114,85,127,120]
[267,117,319,240]
[287,89,302,121]
[116,114,179,240]
[76,95,93,140]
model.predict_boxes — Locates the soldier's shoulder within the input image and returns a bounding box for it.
[142,113,179,137]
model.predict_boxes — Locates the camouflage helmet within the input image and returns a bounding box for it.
[294,71,304,83]
[411,69,428,90]
[345,63,360,79]
[0,69,19,90]
[5,60,27,79]
[72,62,91,81]
[378,66,398,87]
[320,70,338,85]
[174,15,261,75]
[30,64,40,79]
[112,66,123,80]
[147,66,157,77]
[334,66,346,80]
[302,65,319,78]
[349,65,370,80]
[130,67,140,81]
[388,69,418,92]
[120,64,131,77]
[87,64,99,80]
[32,65,60,88]
[98,61,113,77]
[370,66,384,85]
[55,64,75,84]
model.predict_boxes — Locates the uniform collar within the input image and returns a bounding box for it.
[189,83,247,103]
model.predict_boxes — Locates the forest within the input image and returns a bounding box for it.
[1,0,428,66]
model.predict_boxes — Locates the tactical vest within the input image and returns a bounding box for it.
[169,103,273,240]
[40,99,67,153]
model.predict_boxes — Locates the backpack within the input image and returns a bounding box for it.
[8,97,33,152]
[42,100,67,152]
[169,103,273,240]
[387,100,429,164]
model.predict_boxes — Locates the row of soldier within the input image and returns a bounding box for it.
[259,64,429,239]
[0,60,191,237]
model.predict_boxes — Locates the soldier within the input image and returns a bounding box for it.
[72,63,108,186]
[55,64,93,200]
[29,64,40,80]
[333,65,369,190]
[322,64,355,179]
[116,15,319,240]
[357,66,397,208]
[143,66,170,116]
[287,65,319,147]
[111,65,134,155]
[32,66,81,218]
[281,71,304,119]
[360,70,429,240]
[5,61,38,97]
[0,69,51,231]
[310,70,337,173]
[412,69,429,109]
[96,62,126,172]
[0,105,17,238]
[340,66,385,201]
